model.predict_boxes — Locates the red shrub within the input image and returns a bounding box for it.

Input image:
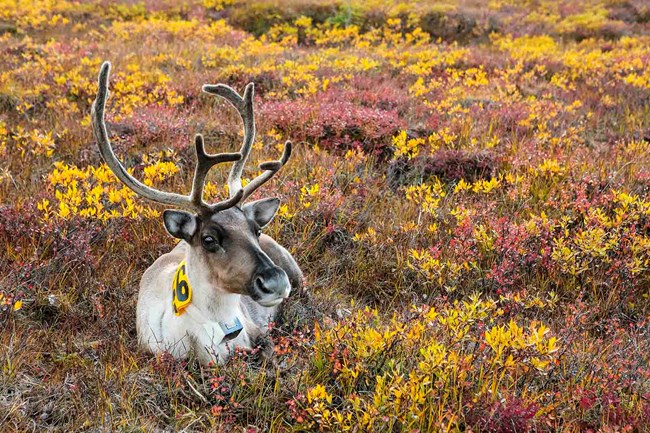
[469,397,544,433]
[259,96,404,157]
[127,105,193,149]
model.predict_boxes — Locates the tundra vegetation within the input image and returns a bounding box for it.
[1,0,650,431]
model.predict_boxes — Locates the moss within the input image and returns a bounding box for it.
[387,150,501,189]
[419,9,499,44]
[228,1,339,37]
[0,21,18,34]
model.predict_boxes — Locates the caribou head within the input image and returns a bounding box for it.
[91,62,300,364]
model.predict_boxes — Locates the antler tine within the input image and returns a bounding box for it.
[210,187,245,212]
[241,141,292,202]
[190,134,242,212]
[202,83,255,199]
[92,61,202,213]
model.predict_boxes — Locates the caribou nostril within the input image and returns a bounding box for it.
[255,276,273,294]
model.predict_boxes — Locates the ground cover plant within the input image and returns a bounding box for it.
[1,0,650,431]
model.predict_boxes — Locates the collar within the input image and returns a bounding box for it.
[172,261,243,341]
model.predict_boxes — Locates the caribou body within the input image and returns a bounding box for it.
[92,62,301,364]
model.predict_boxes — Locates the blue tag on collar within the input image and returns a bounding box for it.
[220,317,243,341]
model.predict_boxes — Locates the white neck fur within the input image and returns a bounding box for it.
[184,249,242,324]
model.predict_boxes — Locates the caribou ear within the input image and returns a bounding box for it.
[163,210,198,242]
[243,198,280,228]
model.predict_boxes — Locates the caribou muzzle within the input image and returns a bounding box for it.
[250,264,291,307]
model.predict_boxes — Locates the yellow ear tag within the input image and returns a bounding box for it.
[172,260,192,316]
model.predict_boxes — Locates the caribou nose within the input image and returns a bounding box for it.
[254,267,291,297]
[254,275,273,294]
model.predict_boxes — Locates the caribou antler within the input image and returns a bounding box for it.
[202,83,292,202]
[91,61,243,215]
[190,134,244,211]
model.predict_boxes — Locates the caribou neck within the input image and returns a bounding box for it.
[183,249,242,323]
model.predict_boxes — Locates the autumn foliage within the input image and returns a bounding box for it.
[1,0,650,431]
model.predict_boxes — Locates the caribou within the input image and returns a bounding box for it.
[91,62,302,365]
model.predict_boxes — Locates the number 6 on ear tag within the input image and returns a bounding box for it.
[172,261,192,316]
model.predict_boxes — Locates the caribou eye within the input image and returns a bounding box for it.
[255,228,262,237]
[202,235,219,252]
